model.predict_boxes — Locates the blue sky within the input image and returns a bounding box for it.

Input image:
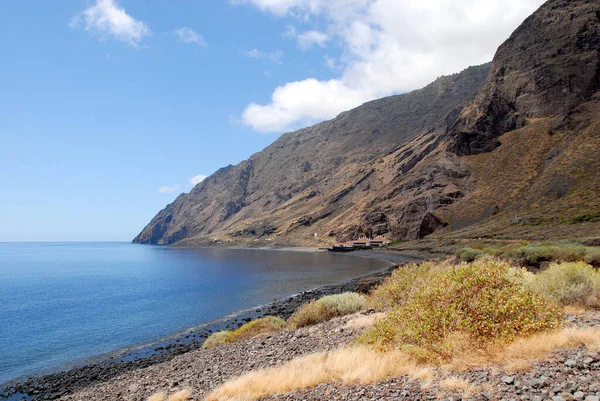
[0,0,545,242]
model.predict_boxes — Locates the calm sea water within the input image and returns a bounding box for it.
[0,242,389,385]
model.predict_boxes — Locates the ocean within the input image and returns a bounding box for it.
[0,242,389,385]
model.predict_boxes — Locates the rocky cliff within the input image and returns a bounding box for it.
[134,0,600,246]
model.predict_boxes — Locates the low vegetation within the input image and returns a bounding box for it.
[359,258,561,362]
[175,257,600,401]
[206,346,430,401]
[367,262,438,311]
[148,389,192,401]
[439,377,475,396]
[203,293,368,350]
[229,316,287,342]
[206,327,600,401]
[571,213,600,223]
[524,262,600,308]
[456,242,600,266]
[202,316,286,349]
[201,330,233,349]
[288,292,366,328]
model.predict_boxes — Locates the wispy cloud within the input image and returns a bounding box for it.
[190,174,207,185]
[242,49,284,63]
[158,185,181,194]
[174,27,206,46]
[69,0,150,46]
[286,26,329,50]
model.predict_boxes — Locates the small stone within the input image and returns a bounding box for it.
[553,397,566,401]
[574,392,585,400]
[565,359,577,368]
[503,376,516,385]
[585,397,600,401]
[583,358,594,365]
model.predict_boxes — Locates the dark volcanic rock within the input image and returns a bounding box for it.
[448,0,600,156]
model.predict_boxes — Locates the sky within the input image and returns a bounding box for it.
[0,0,546,242]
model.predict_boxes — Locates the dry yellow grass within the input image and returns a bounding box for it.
[439,376,474,395]
[288,292,366,328]
[147,389,193,401]
[341,313,385,330]
[168,389,193,401]
[206,327,600,401]
[563,305,589,315]
[148,393,166,401]
[206,346,428,401]
[447,327,600,371]
[202,331,233,349]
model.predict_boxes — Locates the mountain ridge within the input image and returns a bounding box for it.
[133,64,491,245]
[134,0,600,246]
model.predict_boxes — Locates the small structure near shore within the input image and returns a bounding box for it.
[330,236,392,252]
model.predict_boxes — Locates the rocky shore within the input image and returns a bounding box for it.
[53,310,600,401]
[0,254,409,401]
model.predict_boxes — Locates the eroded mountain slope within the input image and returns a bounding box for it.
[133,65,490,245]
[135,0,600,246]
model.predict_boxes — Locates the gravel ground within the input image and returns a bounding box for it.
[58,315,365,401]
[50,311,600,401]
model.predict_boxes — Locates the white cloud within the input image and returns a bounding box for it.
[286,26,329,50]
[190,174,208,185]
[235,0,546,133]
[158,185,180,194]
[69,0,150,46]
[174,27,206,46]
[242,49,284,63]
[297,30,329,49]
[324,55,338,71]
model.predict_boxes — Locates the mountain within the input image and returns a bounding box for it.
[134,0,600,246]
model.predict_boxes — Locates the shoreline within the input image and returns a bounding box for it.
[1,250,420,401]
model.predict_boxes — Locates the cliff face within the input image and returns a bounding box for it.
[134,64,490,245]
[447,0,600,155]
[135,0,600,246]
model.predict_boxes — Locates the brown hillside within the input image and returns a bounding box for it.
[134,0,600,246]
[133,65,490,245]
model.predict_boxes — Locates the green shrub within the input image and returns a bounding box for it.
[229,316,287,342]
[553,245,587,262]
[571,213,600,223]
[359,259,561,362]
[367,262,436,311]
[203,316,287,349]
[585,248,600,266]
[500,241,530,253]
[457,248,484,262]
[202,330,233,349]
[510,245,556,264]
[525,262,600,308]
[482,247,503,257]
[288,292,366,328]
